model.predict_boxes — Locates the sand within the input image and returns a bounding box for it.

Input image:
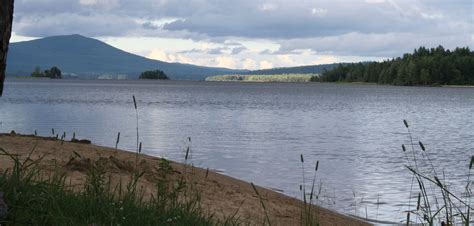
[0,133,371,226]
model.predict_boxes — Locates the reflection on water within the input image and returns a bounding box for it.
[1,78,473,222]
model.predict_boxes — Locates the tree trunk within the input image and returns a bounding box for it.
[0,0,14,96]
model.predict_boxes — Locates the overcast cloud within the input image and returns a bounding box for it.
[11,0,473,69]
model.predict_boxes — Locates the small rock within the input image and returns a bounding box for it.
[78,139,91,144]
[71,139,91,144]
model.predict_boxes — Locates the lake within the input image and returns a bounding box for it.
[1,78,472,222]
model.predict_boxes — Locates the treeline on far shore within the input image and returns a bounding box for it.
[205,73,318,82]
[318,46,474,86]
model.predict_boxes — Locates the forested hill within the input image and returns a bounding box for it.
[319,46,474,86]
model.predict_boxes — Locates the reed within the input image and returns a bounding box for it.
[131,95,142,173]
[467,156,474,225]
[309,161,319,203]
[298,153,321,225]
[401,120,473,225]
[300,154,306,205]
[115,132,120,152]
[135,142,142,171]
[401,120,431,225]
[186,137,192,162]
[250,182,271,226]
[132,95,139,154]
[306,160,320,225]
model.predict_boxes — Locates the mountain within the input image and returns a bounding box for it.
[6,34,246,80]
[6,34,342,80]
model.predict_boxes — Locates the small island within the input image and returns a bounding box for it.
[139,69,169,80]
[31,66,62,79]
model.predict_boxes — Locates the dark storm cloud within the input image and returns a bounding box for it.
[161,0,471,39]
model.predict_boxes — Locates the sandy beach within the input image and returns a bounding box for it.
[0,133,371,226]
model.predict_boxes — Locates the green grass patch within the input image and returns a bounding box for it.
[0,147,224,226]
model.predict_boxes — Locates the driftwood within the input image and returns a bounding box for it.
[0,0,14,96]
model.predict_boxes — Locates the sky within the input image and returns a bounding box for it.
[10,0,473,70]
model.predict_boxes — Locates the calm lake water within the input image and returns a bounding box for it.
[1,78,473,222]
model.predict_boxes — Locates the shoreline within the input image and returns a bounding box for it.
[7,77,474,88]
[441,85,474,88]
[0,133,371,225]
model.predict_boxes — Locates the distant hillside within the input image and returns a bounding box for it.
[6,34,246,80]
[246,64,339,75]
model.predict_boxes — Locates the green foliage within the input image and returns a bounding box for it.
[309,75,320,82]
[31,66,62,79]
[0,148,218,226]
[159,158,173,173]
[45,66,62,79]
[206,73,318,82]
[319,46,474,86]
[31,66,43,77]
[139,70,169,80]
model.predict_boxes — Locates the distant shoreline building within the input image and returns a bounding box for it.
[97,74,128,80]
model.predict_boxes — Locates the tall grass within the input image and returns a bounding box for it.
[299,153,321,226]
[115,132,120,152]
[401,120,473,226]
[132,95,139,154]
[250,182,271,226]
[0,147,220,225]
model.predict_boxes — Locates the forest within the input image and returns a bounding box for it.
[318,46,474,86]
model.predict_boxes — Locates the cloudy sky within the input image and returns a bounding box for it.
[10,0,473,70]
